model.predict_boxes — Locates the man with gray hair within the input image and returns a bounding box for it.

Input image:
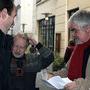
[64,10,90,90]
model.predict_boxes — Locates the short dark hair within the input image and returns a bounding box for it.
[0,0,14,15]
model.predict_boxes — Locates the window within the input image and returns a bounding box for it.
[39,16,55,51]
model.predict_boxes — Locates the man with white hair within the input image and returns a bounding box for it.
[10,33,54,90]
[65,10,90,90]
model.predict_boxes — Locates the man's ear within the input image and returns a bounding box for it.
[1,8,8,19]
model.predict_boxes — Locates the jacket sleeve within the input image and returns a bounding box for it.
[74,78,90,90]
[37,45,54,69]
[25,43,54,72]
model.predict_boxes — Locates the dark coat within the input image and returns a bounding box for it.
[10,43,54,90]
[0,30,13,90]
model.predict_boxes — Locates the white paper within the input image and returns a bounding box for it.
[46,76,72,89]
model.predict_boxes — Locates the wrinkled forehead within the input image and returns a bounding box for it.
[68,22,81,31]
[13,38,26,47]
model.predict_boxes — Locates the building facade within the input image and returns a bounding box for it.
[35,0,67,57]
[35,0,90,57]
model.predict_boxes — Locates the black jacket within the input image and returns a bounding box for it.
[10,43,54,90]
[0,30,13,90]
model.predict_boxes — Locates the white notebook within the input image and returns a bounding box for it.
[42,76,72,89]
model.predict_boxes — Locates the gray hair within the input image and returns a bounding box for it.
[13,33,28,48]
[68,10,90,29]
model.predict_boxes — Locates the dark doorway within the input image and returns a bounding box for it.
[56,33,61,53]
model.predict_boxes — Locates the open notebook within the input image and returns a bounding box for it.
[42,76,72,89]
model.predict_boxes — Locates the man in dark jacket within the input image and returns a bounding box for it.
[10,34,54,90]
[0,0,17,90]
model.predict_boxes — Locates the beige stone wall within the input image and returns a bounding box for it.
[36,0,56,20]
[67,0,90,11]
[36,0,67,57]
[67,0,79,10]
[55,0,67,57]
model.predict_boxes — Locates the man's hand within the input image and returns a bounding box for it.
[64,81,77,90]
[47,71,55,79]
[28,36,37,46]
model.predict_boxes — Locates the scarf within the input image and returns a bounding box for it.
[12,54,26,68]
[68,39,90,80]
[11,54,26,76]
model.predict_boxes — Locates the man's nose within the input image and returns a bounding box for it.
[71,32,76,40]
[72,31,76,37]
[16,47,20,52]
